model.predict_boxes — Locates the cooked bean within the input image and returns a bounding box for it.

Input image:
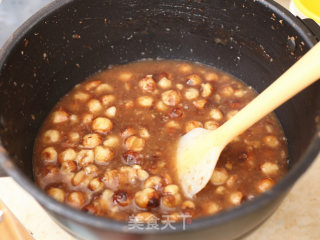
[260,162,279,175]
[210,168,229,186]
[138,76,156,93]
[229,191,243,205]
[74,91,90,101]
[113,190,132,207]
[225,161,233,170]
[103,135,120,148]
[204,120,219,130]
[67,191,86,208]
[84,164,99,176]
[94,146,114,165]
[185,120,203,133]
[95,83,113,94]
[102,169,119,190]
[88,177,104,192]
[125,136,145,152]
[101,94,116,106]
[257,178,275,192]
[59,148,77,163]
[76,150,94,167]
[182,200,195,210]
[158,77,172,89]
[81,113,93,124]
[97,189,114,211]
[265,124,274,133]
[156,101,168,111]
[209,108,223,121]
[201,83,213,98]
[60,161,77,173]
[92,117,113,134]
[52,110,69,123]
[70,114,78,123]
[204,201,220,215]
[41,147,58,163]
[135,188,160,208]
[144,176,164,190]
[105,106,116,118]
[186,74,202,86]
[234,89,245,98]
[205,72,218,82]
[193,99,207,109]
[132,164,142,170]
[87,99,103,113]
[139,127,150,139]
[163,184,179,195]
[82,133,102,148]
[156,160,166,170]
[226,175,238,187]
[184,88,199,100]
[68,132,80,143]
[215,186,226,195]
[72,170,86,186]
[176,83,184,90]
[263,135,280,148]
[119,166,138,184]
[48,187,65,202]
[43,129,60,144]
[84,80,101,91]
[137,96,154,107]
[221,86,234,97]
[137,169,149,181]
[121,127,136,139]
[245,139,261,149]
[161,90,181,106]
[161,192,182,208]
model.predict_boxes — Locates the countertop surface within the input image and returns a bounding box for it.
[0,0,320,239]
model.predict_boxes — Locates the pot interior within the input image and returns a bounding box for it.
[0,0,319,206]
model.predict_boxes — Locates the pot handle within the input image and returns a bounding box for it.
[299,18,320,41]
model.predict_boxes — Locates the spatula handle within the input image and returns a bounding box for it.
[215,42,320,145]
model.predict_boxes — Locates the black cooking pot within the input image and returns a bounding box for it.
[0,0,320,239]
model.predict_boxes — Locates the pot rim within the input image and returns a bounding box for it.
[0,0,319,235]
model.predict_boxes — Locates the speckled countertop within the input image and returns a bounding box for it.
[0,0,319,239]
